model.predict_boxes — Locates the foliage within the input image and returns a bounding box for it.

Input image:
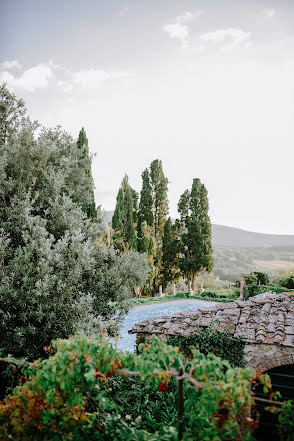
[197,289,238,302]
[128,291,192,306]
[112,175,138,252]
[0,334,262,441]
[76,127,97,219]
[278,275,294,290]
[0,86,140,360]
[235,272,269,287]
[213,245,294,282]
[162,217,181,290]
[0,82,26,145]
[167,327,246,367]
[273,400,294,441]
[137,168,153,252]
[137,160,169,295]
[113,251,150,299]
[243,285,288,299]
[177,178,213,294]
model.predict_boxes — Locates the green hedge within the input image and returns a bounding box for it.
[167,327,246,367]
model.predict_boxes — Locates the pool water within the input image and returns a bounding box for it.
[116,299,216,353]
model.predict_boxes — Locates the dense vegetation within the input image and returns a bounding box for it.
[1,84,294,440]
[0,334,287,441]
[111,163,213,296]
[0,84,149,359]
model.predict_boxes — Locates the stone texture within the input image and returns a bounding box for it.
[129,293,294,348]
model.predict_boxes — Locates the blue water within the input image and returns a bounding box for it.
[117,299,216,353]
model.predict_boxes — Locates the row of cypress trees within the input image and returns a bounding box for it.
[111,160,213,296]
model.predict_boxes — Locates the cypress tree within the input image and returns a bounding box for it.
[77,127,97,219]
[137,160,169,294]
[137,169,153,251]
[162,217,180,293]
[177,178,213,294]
[112,175,137,252]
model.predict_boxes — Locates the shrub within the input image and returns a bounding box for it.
[167,327,246,367]
[244,284,288,299]
[278,275,294,290]
[0,334,264,441]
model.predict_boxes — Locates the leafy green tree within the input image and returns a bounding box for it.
[77,127,97,219]
[112,175,137,251]
[162,217,180,293]
[177,178,213,294]
[252,271,269,285]
[0,83,26,145]
[0,86,137,359]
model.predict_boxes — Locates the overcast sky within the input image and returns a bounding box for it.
[1,0,294,234]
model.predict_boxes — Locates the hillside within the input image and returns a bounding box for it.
[102,211,294,280]
[212,224,294,248]
[102,211,294,248]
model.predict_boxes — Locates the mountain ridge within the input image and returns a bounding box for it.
[102,210,294,248]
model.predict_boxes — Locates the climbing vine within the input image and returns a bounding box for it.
[0,334,283,441]
[167,326,246,367]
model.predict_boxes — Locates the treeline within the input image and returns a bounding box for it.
[109,160,213,296]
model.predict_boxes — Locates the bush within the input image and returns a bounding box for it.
[278,275,294,290]
[0,334,263,441]
[0,86,148,360]
[244,284,288,299]
[167,327,246,367]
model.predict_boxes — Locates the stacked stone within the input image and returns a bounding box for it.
[130,293,294,349]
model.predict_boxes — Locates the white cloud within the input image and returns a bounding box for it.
[1,59,22,70]
[263,9,276,18]
[163,10,203,48]
[0,63,54,92]
[71,68,134,90]
[73,69,110,89]
[57,80,74,93]
[177,10,203,24]
[163,23,189,48]
[0,70,14,83]
[200,28,251,51]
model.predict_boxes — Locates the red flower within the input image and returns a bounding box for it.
[84,356,89,364]
[158,381,168,392]
[44,345,51,353]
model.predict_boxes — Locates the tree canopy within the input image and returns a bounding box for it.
[177,178,213,293]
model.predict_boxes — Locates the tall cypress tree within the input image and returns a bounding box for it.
[77,127,97,219]
[137,160,169,294]
[177,178,213,294]
[162,217,180,293]
[150,159,169,293]
[137,168,153,252]
[112,175,137,252]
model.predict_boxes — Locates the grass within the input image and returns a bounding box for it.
[129,289,238,307]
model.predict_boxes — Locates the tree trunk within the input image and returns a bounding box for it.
[190,273,197,295]
[200,282,204,293]
[188,279,192,295]
[133,286,141,298]
[159,285,163,297]
[172,282,176,296]
[149,284,153,298]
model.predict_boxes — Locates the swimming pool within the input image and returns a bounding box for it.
[117,299,216,352]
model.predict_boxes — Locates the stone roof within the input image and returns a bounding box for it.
[129,293,294,348]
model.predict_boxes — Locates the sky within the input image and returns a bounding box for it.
[1,0,294,234]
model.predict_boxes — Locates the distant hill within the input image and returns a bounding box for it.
[102,211,294,248]
[212,224,294,248]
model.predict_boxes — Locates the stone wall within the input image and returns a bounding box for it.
[244,343,294,373]
[137,333,294,374]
